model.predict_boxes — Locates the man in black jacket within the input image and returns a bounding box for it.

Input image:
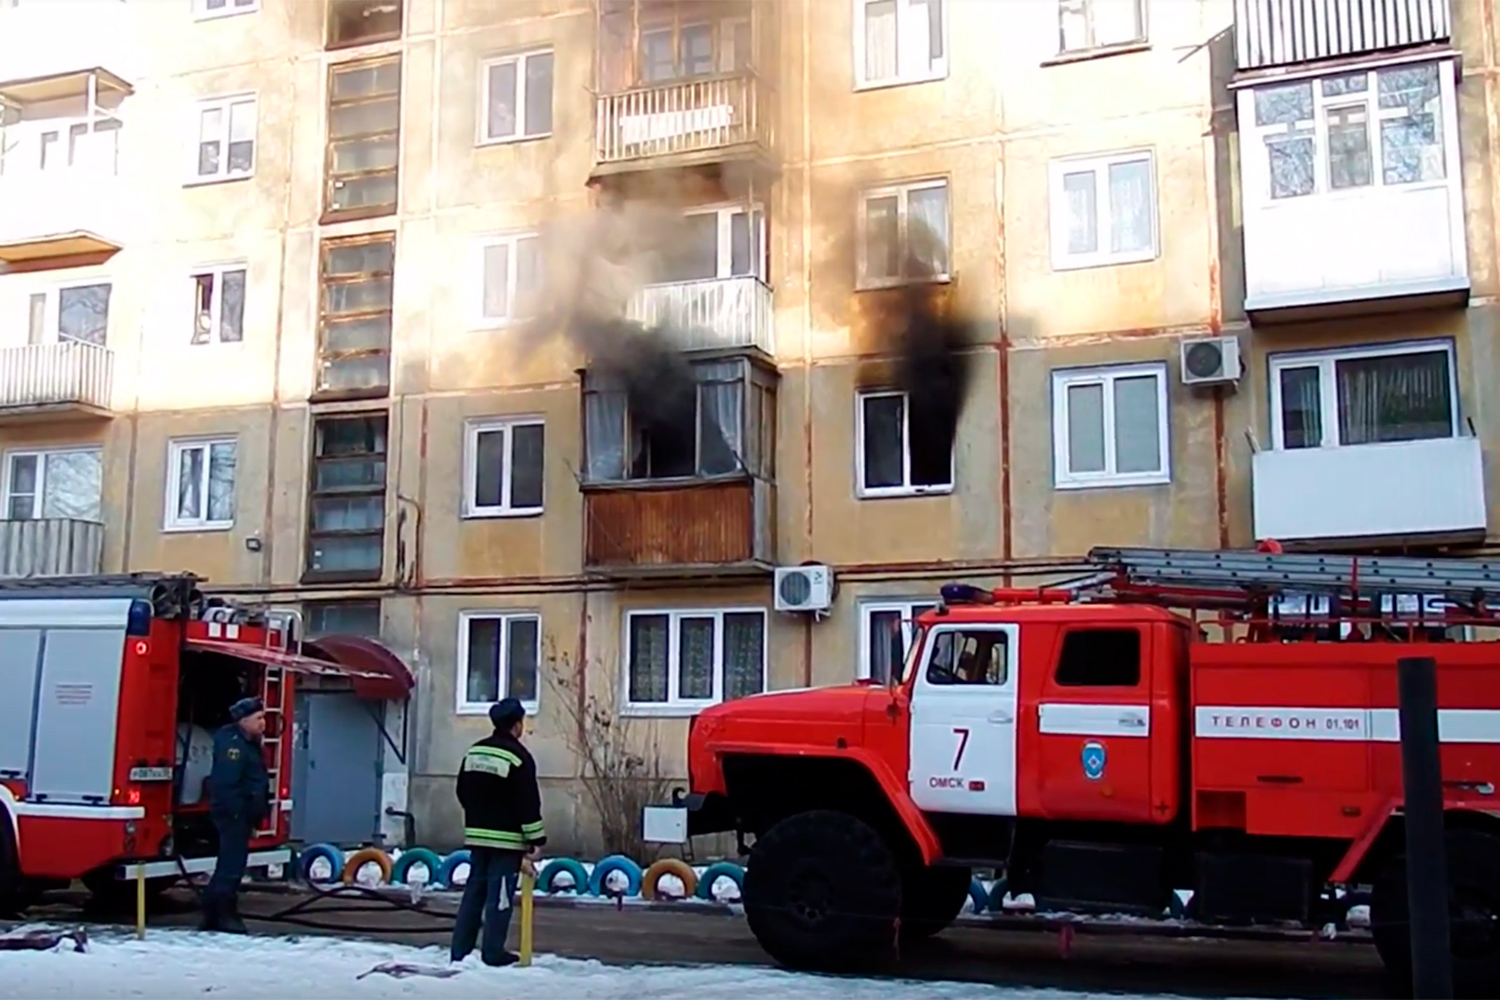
[450,698,546,967]
[201,696,270,934]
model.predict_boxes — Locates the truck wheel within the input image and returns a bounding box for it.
[0,814,22,917]
[1372,827,1500,998]
[743,810,902,972]
[899,865,972,940]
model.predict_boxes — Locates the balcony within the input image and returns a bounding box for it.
[1234,0,1451,73]
[0,343,115,423]
[626,276,774,354]
[595,72,772,175]
[0,172,128,270]
[0,519,104,579]
[583,476,774,577]
[1252,437,1486,547]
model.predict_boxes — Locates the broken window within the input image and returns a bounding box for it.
[191,266,247,344]
[858,390,953,496]
[4,448,103,522]
[327,0,402,48]
[1054,628,1141,687]
[305,413,387,581]
[325,57,401,220]
[318,233,394,397]
[582,355,776,484]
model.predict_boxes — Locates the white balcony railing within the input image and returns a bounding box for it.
[626,276,774,355]
[1252,436,1486,544]
[0,519,104,578]
[596,72,767,165]
[0,342,114,412]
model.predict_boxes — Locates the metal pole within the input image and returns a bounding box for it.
[135,863,146,940]
[518,866,535,967]
[1397,656,1453,999]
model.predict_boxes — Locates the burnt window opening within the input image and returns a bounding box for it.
[859,390,953,495]
[1054,628,1141,687]
[583,355,776,485]
[305,413,387,582]
[327,0,403,49]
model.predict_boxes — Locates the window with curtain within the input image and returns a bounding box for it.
[478,232,541,324]
[481,49,553,144]
[459,612,541,711]
[858,178,949,287]
[856,0,946,88]
[861,600,937,683]
[166,438,237,530]
[625,609,766,711]
[3,448,103,521]
[1049,150,1157,271]
[1052,363,1170,488]
[1271,343,1455,450]
[464,416,545,516]
[191,266,247,344]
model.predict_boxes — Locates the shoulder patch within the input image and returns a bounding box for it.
[226,747,242,761]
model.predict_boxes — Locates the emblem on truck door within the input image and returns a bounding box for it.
[1081,741,1107,781]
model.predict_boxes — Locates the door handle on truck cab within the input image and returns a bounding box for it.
[988,709,1014,724]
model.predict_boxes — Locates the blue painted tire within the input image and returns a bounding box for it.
[437,850,472,889]
[967,877,989,914]
[538,857,589,895]
[694,861,745,901]
[390,848,444,885]
[297,843,345,884]
[588,854,644,897]
[985,875,1009,913]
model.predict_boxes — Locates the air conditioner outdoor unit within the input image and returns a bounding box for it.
[774,564,834,614]
[1179,335,1242,387]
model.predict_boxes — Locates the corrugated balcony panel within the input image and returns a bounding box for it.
[583,477,773,575]
[626,277,774,354]
[0,519,105,578]
[1235,0,1451,71]
[0,342,115,420]
[594,71,772,171]
[1251,436,1485,546]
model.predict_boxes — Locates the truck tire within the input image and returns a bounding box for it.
[899,865,972,940]
[1371,827,1500,998]
[0,814,22,917]
[743,810,902,972]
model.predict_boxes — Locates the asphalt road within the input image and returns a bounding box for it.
[16,886,1397,1000]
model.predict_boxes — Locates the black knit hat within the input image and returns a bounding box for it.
[489,698,526,729]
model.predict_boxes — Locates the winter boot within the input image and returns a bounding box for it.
[220,896,248,935]
[197,894,223,933]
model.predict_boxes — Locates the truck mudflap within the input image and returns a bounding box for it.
[113,848,291,881]
[642,790,737,845]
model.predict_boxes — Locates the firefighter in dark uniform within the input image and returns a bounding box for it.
[450,698,547,967]
[200,696,270,934]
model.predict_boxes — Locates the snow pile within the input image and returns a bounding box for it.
[0,929,1199,1000]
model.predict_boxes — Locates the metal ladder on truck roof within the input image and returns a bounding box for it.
[1087,546,1500,609]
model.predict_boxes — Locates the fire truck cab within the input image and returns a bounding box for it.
[648,547,1500,995]
[0,572,390,911]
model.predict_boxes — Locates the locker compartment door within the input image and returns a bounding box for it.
[0,629,43,781]
[30,628,127,804]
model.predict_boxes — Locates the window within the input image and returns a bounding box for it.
[858,179,949,287]
[464,417,545,517]
[191,96,257,182]
[857,390,953,497]
[926,628,1008,686]
[459,612,541,712]
[325,57,401,220]
[318,234,394,397]
[53,283,112,346]
[477,233,542,325]
[305,413,387,581]
[1051,363,1170,489]
[1055,628,1141,687]
[195,0,258,18]
[860,600,936,683]
[658,205,767,283]
[1049,150,1157,270]
[633,17,749,84]
[3,447,103,521]
[1269,341,1456,450]
[165,438,237,531]
[479,50,553,144]
[624,609,765,712]
[1057,0,1146,53]
[583,356,777,484]
[305,599,382,638]
[327,0,403,48]
[854,0,946,89]
[1251,62,1447,203]
[191,266,246,344]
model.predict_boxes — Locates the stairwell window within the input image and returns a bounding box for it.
[1052,363,1170,489]
[479,49,553,145]
[860,600,937,683]
[458,611,540,713]
[624,608,766,714]
[1049,150,1157,271]
[325,57,401,221]
[857,390,954,497]
[305,413,387,582]
[3,447,103,522]
[191,95,257,183]
[165,437,237,531]
[854,0,947,90]
[858,179,949,287]
[191,266,247,344]
[463,417,545,517]
[1269,341,1457,450]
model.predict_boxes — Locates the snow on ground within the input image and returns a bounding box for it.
[0,927,1264,1000]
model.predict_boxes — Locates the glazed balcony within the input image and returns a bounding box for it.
[0,342,115,423]
[583,476,774,577]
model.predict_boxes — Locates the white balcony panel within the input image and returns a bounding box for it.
[1252,436,1486,543]
[0,1,138,86]
[0,519,104,579]
[627,276,774,355]
[1235,0,1452,72]
[0,176,128,254]
[0,343,115,414]
[596,72,767,165]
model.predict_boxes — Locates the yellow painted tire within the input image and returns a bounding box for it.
[640,858,698,901]
[341,847,393,886]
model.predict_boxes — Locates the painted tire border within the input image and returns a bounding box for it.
[297,843,345,884]
[436,849,472,889]
[694,861,745,901]
[588,854,643,896]
[341,846,393,885]
[537,857,589,895]
[641,858,698,900]
[389,847,444,885]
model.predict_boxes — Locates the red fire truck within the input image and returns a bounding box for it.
[646,546,1500,994]
[0,572,389,912]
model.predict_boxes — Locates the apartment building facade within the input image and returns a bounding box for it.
[0,0,1495,852]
